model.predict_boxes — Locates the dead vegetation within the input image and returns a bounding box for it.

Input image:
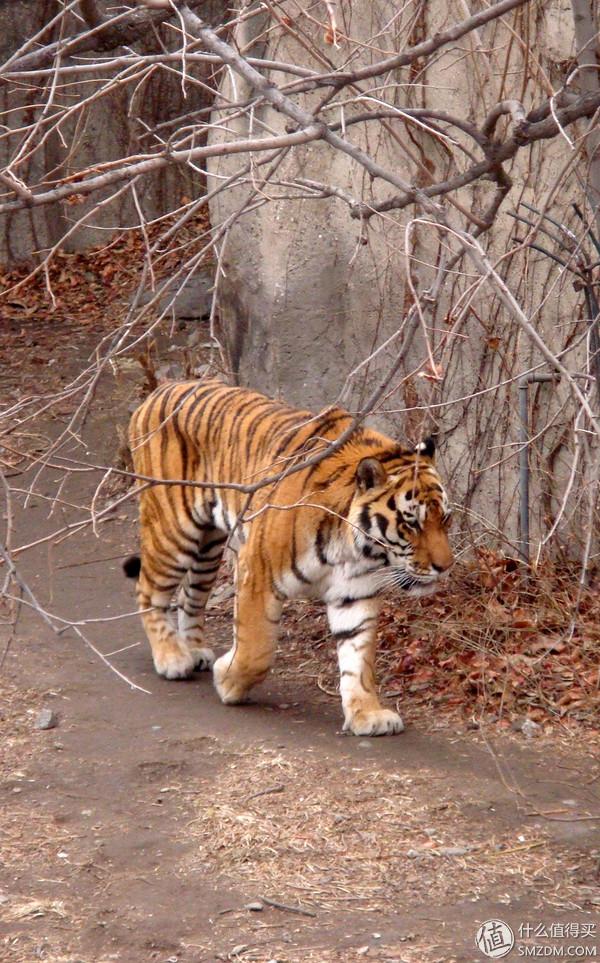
[0,682,79,962]
[377,554,600,732]
[275,555,600,736]
[189,744,599,919]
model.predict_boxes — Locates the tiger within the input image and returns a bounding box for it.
[124,378,453,736]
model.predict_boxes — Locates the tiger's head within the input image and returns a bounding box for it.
[348,437,453,595]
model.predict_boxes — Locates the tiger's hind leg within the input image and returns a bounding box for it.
[177,528,227,671]
[136,566,199,680]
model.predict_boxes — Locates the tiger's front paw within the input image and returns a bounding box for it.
[189,646,215,672]
[212,652,249,704]
[344,708,405,737]
[153,641,196,680]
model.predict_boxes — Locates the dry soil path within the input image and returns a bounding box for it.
[1,344,599,963]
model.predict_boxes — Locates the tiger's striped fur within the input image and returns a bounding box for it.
[126,379,453,736]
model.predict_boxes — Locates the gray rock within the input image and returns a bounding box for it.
[34,708,57,730]
[520,718,541,739]
[511,719,542,739]
[244,901,264,912]
[137,268,213,320]
[155,361,185,382]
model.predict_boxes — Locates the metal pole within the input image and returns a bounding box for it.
[518,381,530,564]
[583,280,600,409]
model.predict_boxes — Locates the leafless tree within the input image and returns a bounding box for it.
[0,0,599,670]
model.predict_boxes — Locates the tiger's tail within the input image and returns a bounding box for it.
[123,555,141,579]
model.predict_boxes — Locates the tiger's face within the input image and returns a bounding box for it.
[348,438,453,595]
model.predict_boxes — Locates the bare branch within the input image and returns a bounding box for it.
[284,0,533,92]
[78,0,105,31]
[0,0,223,75]
[482,100,527,138]
[0,127,324,214]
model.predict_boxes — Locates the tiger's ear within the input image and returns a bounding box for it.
[416,436,435,460]
[356,457,387,491]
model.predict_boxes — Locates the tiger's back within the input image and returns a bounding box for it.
[127,378,453,736]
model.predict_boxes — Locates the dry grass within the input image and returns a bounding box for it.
[0,682,81,963]
[0,681,72,865]
[188,745,597,918]
[3,898,68,922]
[211,943,450,963]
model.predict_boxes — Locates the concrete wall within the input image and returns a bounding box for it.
[207,1,595,554]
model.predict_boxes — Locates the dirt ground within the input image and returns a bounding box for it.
[1,318,599,963]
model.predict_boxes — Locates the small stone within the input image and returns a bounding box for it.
[358,741,373,749]
[436,845,471,856]
[35,708,57,730]
[244,901,263,912]
[521,718,541,739]
[406,848,420,858]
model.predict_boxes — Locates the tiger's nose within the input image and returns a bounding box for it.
[431,547,454,573]
[423,524,454,573]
